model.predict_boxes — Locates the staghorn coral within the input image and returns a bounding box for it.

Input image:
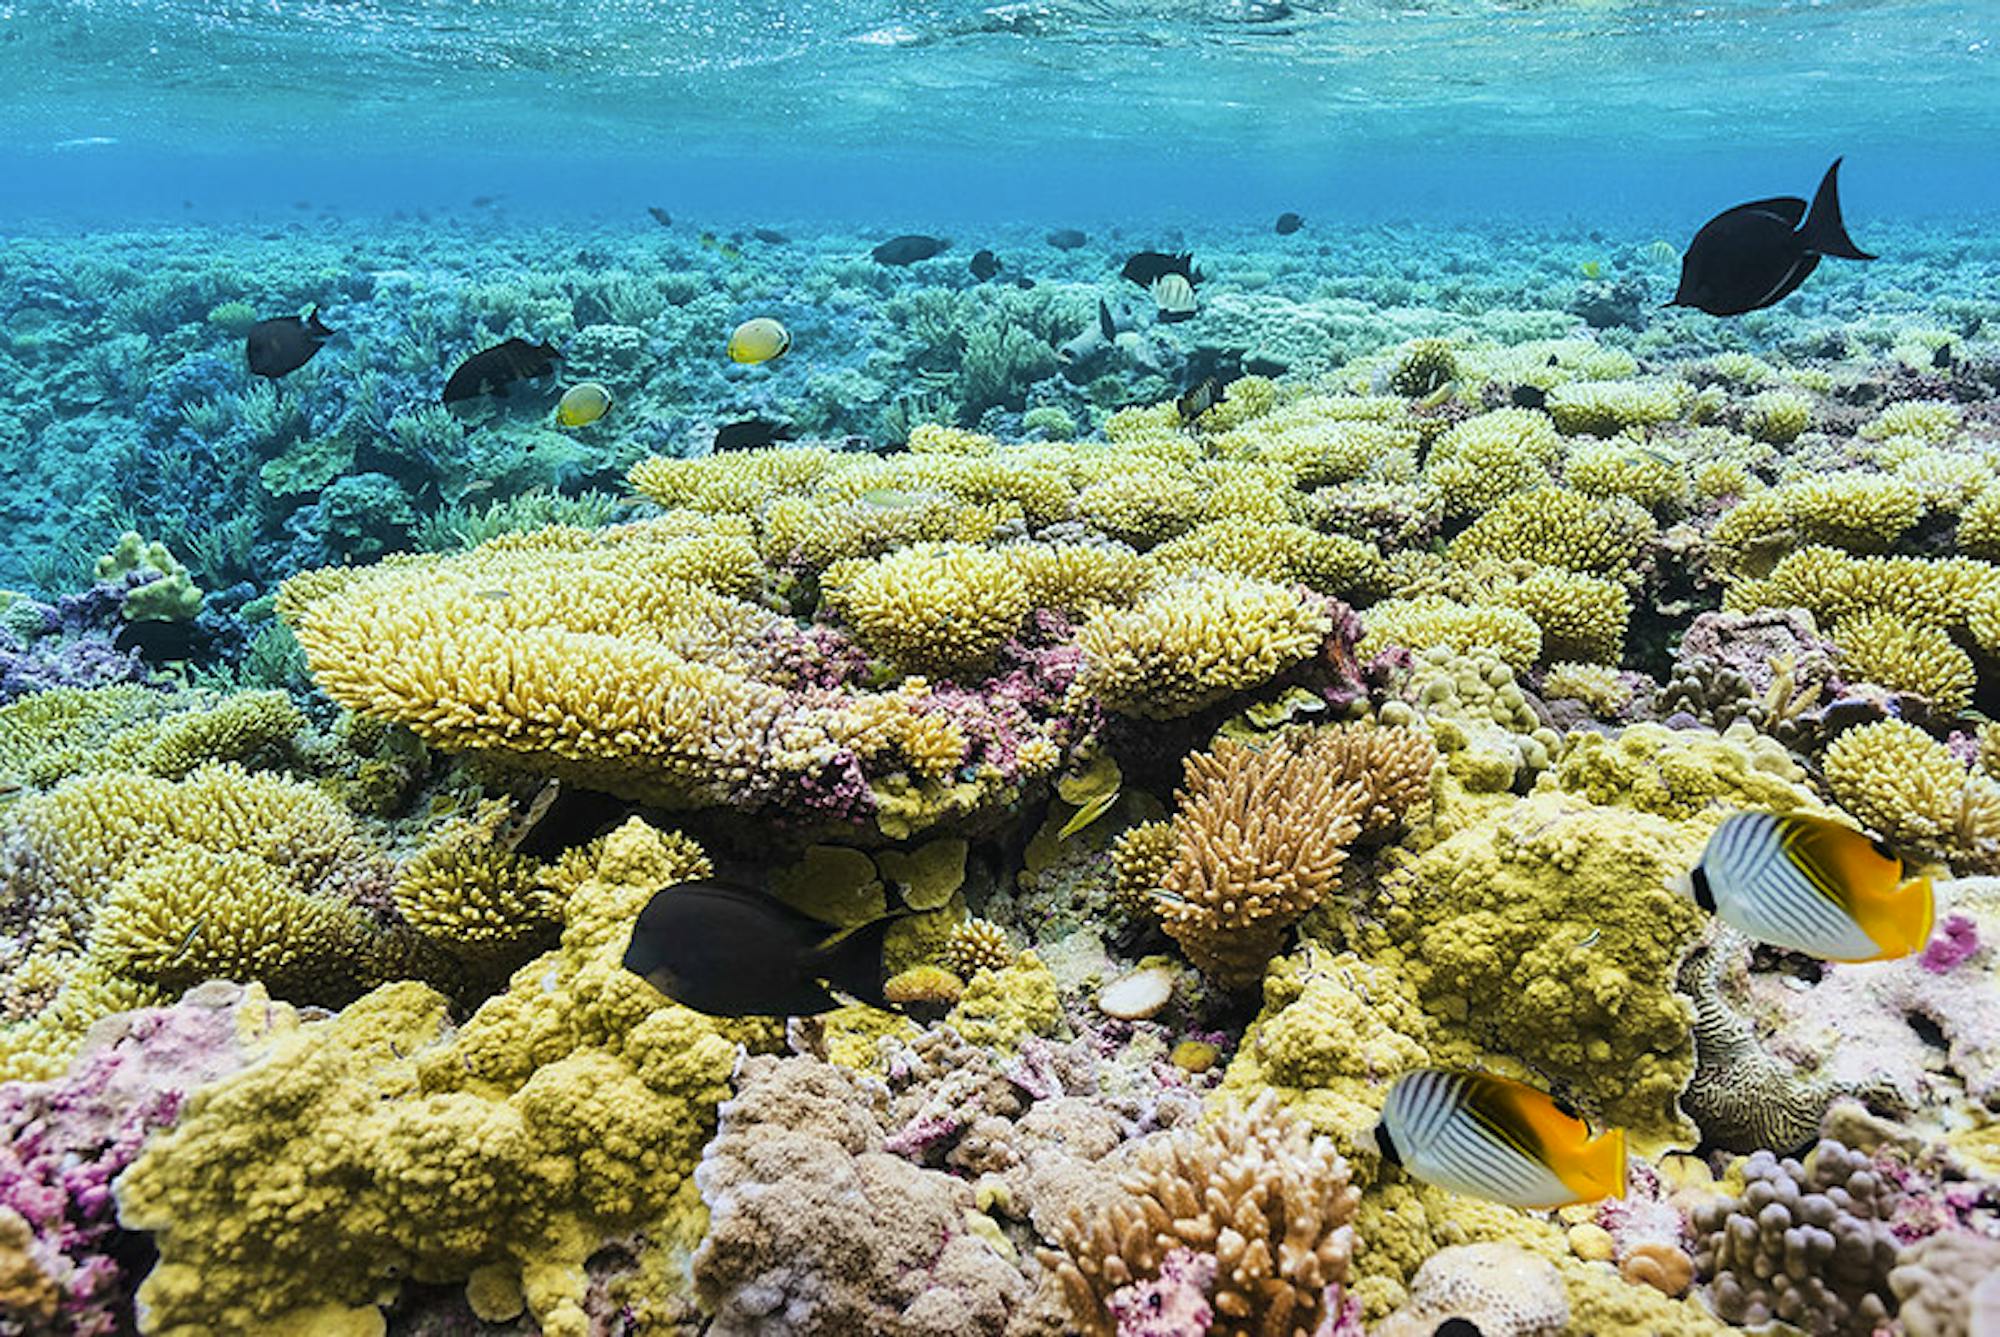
[1691,1141,1902,1335]
[1154,732,1367,985]
[113,819,777,1337]
[1823,719,2000,873]
[1357,595,1542,671]
[1044,1091,1358,1337]
[1545,380,1686,437]
[1743,388,1812,444]
[1833,614,1977,714]
[1424,407,1565,517]
[823,541,1033,675]
[1446,487,1655,580]
[1074,576,1335,720]
[1725,545,2000,639]
[0,763,395,1081]
[0,687,303,790]
[1147,518,1379,599]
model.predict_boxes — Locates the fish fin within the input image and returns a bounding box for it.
[1098,298,1116,341]
[1577,1125,1629,1201]
[306,305,333,337]
[1852,875,1935,961]
[1800,158,1876,261]
[806,914,906,1011]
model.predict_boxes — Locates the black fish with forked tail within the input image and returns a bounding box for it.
[871,234,950,265]
[246,306,335,379]
[623,878,905,1017]
[442,338,563,404]
[1669,158,1875,317]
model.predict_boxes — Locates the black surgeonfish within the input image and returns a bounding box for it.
[1046,228,1088,250]
[623,878,904,1017]
[713,416,796,452]
[245,306,334,379]
[441,338,563,404]
[871,234,950,265]
[646,206,672,227]
[1669,158,1875,317]
[1274,211,1304,235]
[753,227,790,244]
[969,249,1001,281]
[1121,250,1201,289]
[1511,384,1549,409]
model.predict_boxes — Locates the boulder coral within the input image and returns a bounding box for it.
[112,819,777,1337]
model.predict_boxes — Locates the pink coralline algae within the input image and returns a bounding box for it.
[0,983,272,1337]
[1106,1247,1215,1337]
[1919,913,1979,974]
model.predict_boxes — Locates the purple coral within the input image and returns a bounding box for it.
[1919,914,1979,974]
[0,984,270,1336]
[1106,1247,1215,1337]
[1692,1140,1902,1335]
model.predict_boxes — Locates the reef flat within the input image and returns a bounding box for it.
[2,213,2000,1336]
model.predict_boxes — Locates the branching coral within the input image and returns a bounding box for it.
[1045,1092,1359,1337]
[1833,615,1977,714]
[823,541,1033,675]
[114,819,776,1337]
[1823,720,2000,873]
[1446,487,1655,580]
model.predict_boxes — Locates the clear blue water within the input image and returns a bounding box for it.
[3,0,1995,221]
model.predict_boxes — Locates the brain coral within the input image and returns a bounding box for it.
[114,819,777,1337]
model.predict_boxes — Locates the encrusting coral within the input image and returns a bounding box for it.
[112,819,777,1337]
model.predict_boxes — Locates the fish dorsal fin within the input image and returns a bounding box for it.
[1799,157,1876,261]
[1098,298,1116,341]
[1718,196,1808,229]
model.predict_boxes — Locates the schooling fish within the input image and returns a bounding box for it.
[442,338,562,404]
[1150,272,1197,323]
[1669,158,1875,317]
[555,381,613,428]
[713,416,796,452]
[1680,810,1934,963]
[1122,250,1201,289]
[245,306,334,379]
[1046,228,1088,250]
[726,317,791,365]
[1274,211,1304,235]
[623,878,904,1017]
[969,249,1001,282]
[871,234,950,265]
[1376,1068,1627,1210]
[647,206,672,227]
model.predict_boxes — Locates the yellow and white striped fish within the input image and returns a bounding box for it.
[1686,811,1934,963]
[1376,1069,1626,1210]
[1150,272,1197,323]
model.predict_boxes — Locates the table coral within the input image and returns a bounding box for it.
[112,819,777,1337]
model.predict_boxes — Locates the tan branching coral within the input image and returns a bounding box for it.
[1045,1093,1359,1337]
[1156,726,1431,984]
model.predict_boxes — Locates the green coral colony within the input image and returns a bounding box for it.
[5,211,2000,1337]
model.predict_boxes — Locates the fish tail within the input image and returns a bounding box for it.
[1800,157,1876,261]
[1584,1126,1629,1201]
[808,914,904,1011]
[307,305,334,336]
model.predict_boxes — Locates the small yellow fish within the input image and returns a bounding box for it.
[727,317,791,365]
[1683,811,1934,962]
[858,487,922,509]
[1377,1069,1626,1209]
[555,381,612,428]
[1579,259,1604,280]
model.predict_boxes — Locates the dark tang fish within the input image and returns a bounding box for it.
[1046,228,1088,250]
[713,416,796,452]
[1511,385,1548,409]
[1121,250,1200,289]
[647,206,672,227]
[245,306,334,379]
[871,234,950,265]
[753,227,790,244]
[623,878,903,1017]
[442,338,563,404]
[1670,158,1875,317]
[969,249,1001,281]
[1274,211,1304,235]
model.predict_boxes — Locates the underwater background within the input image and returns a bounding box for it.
[4,1,2000,1336]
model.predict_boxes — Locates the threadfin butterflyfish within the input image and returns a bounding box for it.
[1681,810,1934,962]
[1151,272,1197,323]
[555,381,612,428]
[727,317,791,365]
[246,306,334,379]
[1376,1069,1627,1210]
